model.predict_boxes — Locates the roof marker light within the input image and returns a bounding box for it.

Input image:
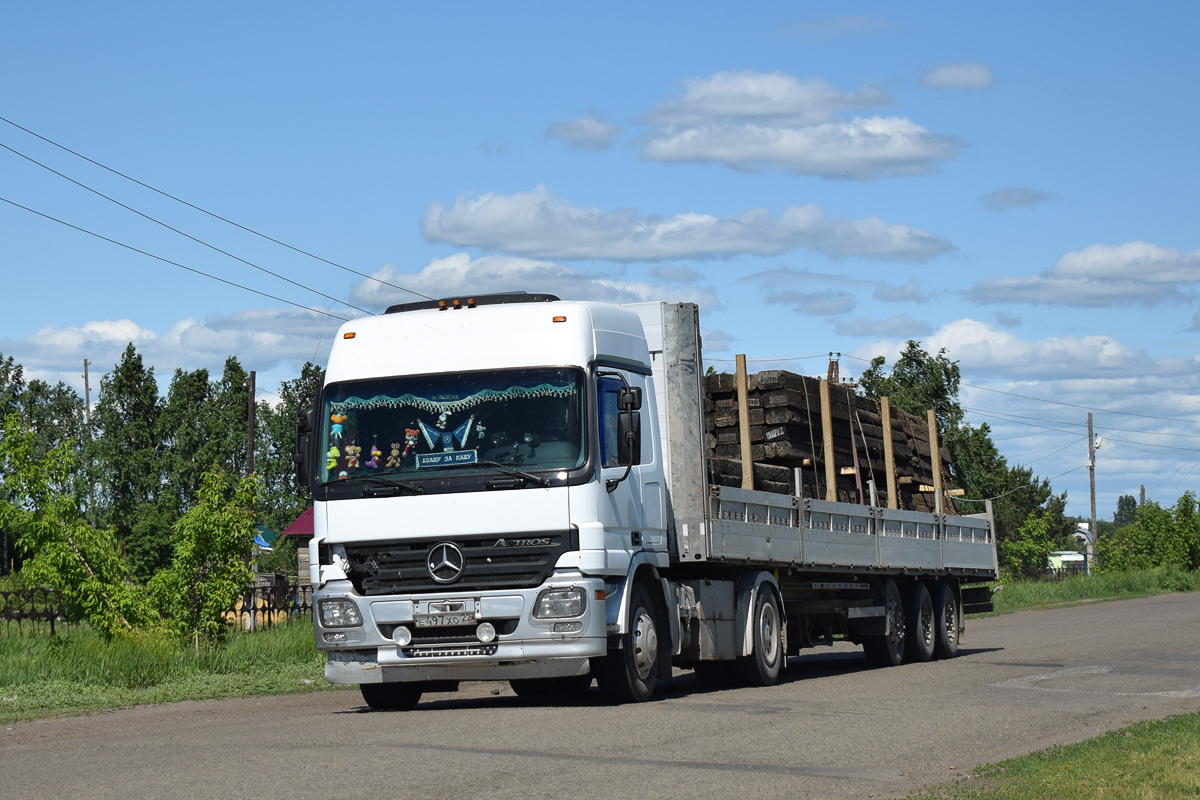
[552,316,567,323]
[343,332,356,339]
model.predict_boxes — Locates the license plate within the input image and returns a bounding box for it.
[414,613,476,627]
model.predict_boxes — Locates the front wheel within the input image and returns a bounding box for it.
[734,586,784,686]
[596,583,659,703]
[360,682,422,711]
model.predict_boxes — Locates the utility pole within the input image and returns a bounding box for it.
[245,370,256,477]
[82,359,92,432]
[1088,413,1098,572]
[1139,485,1145,506]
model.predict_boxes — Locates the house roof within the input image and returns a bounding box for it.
[280,505,314,537]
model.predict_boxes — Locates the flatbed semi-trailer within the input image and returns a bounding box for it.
[297,294,998,708]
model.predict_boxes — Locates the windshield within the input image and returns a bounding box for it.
[319,367,586,483]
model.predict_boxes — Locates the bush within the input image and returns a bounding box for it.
[1098,492,1200,573]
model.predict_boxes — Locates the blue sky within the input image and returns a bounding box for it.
[3,2,1199,519]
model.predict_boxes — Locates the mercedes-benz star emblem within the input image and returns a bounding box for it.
[427,542,465,584]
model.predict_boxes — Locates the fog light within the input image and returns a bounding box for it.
[476,622,497,643]
[393,626,412,646]
[323,631,348,643]
[553,621,583,633]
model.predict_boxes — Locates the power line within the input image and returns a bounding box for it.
[0,114,433,301]
[0,139,374,315]
[706,353,828,363]
[0,195,348,322]
[957,463,1089,503]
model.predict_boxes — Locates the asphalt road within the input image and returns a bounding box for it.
[5,592,1199,800]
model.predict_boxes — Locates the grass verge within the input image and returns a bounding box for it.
[0,620,343,724]
[973,566,1200,617]
[911,713,1200,799]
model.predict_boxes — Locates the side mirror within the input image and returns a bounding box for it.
[617,409,641,466]
[294,401,314,489]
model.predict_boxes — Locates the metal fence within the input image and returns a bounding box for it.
[0,582,314,635]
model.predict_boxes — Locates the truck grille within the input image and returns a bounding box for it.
[343,533,572,596]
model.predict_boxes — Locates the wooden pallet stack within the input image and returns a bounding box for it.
[704,368,956,513]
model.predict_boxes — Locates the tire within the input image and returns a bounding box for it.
[509,675,593,697]
[360,682,422,711]
[596,583,659,703]
[734,586,784,686]
[693,661,735,689]
[904,582,936,664]
[862,578,905,667]
[932,582,959,659]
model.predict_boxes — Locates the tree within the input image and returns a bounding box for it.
[91,344,166,579]
[1098,492,1200,572]
[0,351,25,418]
[205,357,250,484]
[158,367,214,517]
[857,341,1072,545]
[999,513,1055,580]
[1114,495,1138,529]
[255,361,324,537]
[149,467,260,649]
[1,414,156,638]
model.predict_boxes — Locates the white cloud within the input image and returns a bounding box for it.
[922,63,995,91]
[766,290,856,316]
[834,315,932,337]
[971,242,1200,307]
[701,328,733,352]
[854,318,1185,381]
[348,252,720,311]
[545,112,623,151]
[421,187,952,261]
[981,187,1058,211]
[638,70,960,179]
[3,308,344,394]
[873,278,931,303]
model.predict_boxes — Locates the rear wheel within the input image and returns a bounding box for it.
[734,586,784,686]
[904,582,936,663]
[596,583,659,703]
[863,578,905,667]
[932,582,959,659]
[360,682,422,711]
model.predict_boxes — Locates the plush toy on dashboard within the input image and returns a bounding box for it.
[436,411,450,430]
[403,427,420,457]
[344,444,361,469]
[326,445,340,471]
[330,413,348,441]
[386,442,402,468]
[366,441,382,469]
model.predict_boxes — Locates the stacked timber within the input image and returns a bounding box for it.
[704,369,955,513]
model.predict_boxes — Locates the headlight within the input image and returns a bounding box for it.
[319,598,362,628]
[533,586,586,619]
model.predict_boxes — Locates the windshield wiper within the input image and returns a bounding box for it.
[443,459,551,488]
[330,472,424,496]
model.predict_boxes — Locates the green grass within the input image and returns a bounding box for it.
[0,619,343,723]
[973,566,1200,617]
[911,713,1200,799]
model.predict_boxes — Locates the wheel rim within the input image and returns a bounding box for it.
[631,607,657,680]
[919,596,934,649]
[759,600,779,666]
[942,597,956,642]
[886,593,905,655]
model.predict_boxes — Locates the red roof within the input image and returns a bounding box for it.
[280,505,314,537]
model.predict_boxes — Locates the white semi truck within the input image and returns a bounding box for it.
[296,294,997,709]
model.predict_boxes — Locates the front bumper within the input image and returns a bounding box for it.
[314,576,607,684]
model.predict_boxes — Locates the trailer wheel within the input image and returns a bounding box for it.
[734,587,784,686]
[904,583,936,663]
[360,682,422,711]
[509,676,593,697]
[596,583,658,703]
[862,578,905,667]
[932,582,959,659]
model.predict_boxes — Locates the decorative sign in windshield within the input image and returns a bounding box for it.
[416,450,479,468]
